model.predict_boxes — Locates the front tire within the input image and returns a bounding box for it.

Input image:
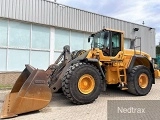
[62,62,102,104]
[127,65,153,95]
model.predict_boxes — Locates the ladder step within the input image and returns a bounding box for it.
[121,87,128,90]
[120,75,125,76]
[119,68,125,70]
[134,46,141,48]
[117,66,127,85]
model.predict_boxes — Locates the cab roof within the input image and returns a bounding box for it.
[92,28,124,35]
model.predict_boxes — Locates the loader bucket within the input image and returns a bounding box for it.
[0,65,52,119]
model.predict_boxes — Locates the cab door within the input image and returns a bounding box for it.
[108,31,122,56]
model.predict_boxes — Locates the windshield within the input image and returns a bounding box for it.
[91,31,109,49]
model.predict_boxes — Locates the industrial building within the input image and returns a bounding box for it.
[0,0,155,71]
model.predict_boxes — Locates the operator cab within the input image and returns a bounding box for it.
[88,29,122,56]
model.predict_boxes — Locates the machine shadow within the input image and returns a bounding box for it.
[100,85,136,98]
[49,86,136,108]
[49,93,76,107]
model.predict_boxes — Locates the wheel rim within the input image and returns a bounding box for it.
[138,73,148,88]
[78,74,95,94]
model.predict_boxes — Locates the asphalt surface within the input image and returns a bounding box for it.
[0,79,160,120]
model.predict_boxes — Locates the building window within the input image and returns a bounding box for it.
[124,39,131,49]
[32,25,50,50]
[30,51,50,69]
[0,49,7,71]
[70,31,84,51]
[53,28,91,62]
[8,49,30,70]
[0,19,93,71]
[0,19,8,47]
[55,29,70,51]
[0,18,50,71]
[9,21,30,48]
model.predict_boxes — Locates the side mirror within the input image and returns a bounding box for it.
[88,37,90,42]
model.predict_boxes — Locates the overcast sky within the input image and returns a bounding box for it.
[50,0,160,45]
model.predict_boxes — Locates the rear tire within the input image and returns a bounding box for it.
[127,65,153,95]
[62,62,102,104]
[71,50,86,59]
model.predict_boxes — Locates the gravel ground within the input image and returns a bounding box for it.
[0,79,160,120]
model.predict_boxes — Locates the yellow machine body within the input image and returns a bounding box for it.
[86,48,156,85]
[85,28,158,86]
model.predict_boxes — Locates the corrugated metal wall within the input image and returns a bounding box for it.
[0,0,156,57]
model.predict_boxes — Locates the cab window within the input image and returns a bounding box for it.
[111,32,121,56]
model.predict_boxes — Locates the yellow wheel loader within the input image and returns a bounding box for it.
[1,29,160,118]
